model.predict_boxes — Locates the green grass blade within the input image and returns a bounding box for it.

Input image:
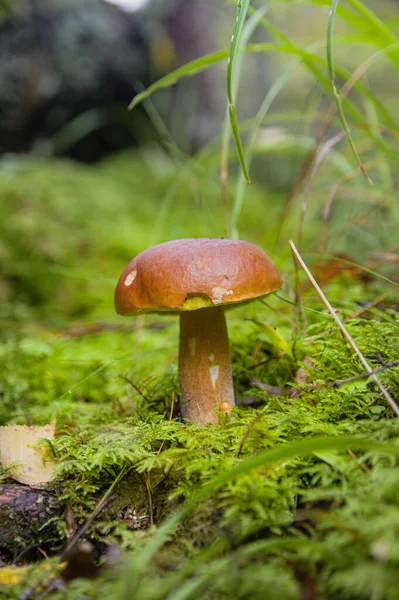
[128,49,230,109]
[227,0,250,104]
[227,0,253,184]
[129,44,278,110]
[229,104,251,185]
[221,5,269,235]
[346,0,399,60]
[129,40,395,136]
[327,0,372,184]
[231,54,304,238]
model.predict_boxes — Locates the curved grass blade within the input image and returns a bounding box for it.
[229,105,251,184]
[221,4,269,236]
[129,49,229,110]
[129,40,395,135]
[162,537,315,600]
[241,1,397,129]
[227,0,251,105]
[129,44,277,110]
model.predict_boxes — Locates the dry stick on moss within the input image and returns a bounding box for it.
[330,359,399,388]
[289,240,399,417]
[250,360,399,397]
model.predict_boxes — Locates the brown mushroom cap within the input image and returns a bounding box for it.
[115,238,281,315]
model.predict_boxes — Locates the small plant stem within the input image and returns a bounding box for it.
[289,240,399,417]
[347,448,371,473]
[227,0,252,185]
[169,390,175,423]
[144,472,154,527]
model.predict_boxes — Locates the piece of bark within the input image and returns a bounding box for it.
[0,484,63,555]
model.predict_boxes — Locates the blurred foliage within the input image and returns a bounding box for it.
[1,0,399,599]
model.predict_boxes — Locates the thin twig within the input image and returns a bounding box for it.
[120,376,150,403]
[329,360,399,388]
[347,448,371,474]
[63,466,131,555]
[250,360,399,398]
[376,352,390,368]
[249,376,291,396]
[289,240,399,416]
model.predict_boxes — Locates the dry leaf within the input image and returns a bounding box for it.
[312,253,372,287]
[0,420,57,486]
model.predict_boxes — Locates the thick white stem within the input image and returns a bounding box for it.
[179,307,235,424]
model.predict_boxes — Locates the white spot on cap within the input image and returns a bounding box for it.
[124,269,137,286]
[208,353,215,363]
[211,286,234,304]
[211,287,226,304]
[189,337,196,357]
[210,365,219,389]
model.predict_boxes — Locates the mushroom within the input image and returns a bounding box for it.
[115,238,281,425]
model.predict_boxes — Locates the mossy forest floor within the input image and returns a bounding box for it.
[0,150,399,600]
